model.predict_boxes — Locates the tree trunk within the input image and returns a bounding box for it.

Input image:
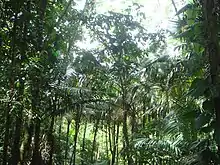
[70,105,82,165]
[108,119,112,155]
[122,108,133,165]
[65,120,71,165]
[131,106,137,135]
[107,112,113,160]
[2,104,11,165]
[20,122,34,165]
[58,117,62,142]
[48,116,55,165]
[31,118,42,165]
[11,77,25,165]
[105,124,109,160]
[81,120,87,165]
[122,101,134,165]
[111,120,116,165]
[142,99,146,129]
[91,117,100,163]
[3,3,19,164]
[58,117,63,165]
[202,0,220,155]
[11,110,23,165]
[116,122,120,165]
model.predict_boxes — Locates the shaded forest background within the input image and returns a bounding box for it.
[1,0,220,164]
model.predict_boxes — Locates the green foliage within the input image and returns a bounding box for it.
[2,0,220,165]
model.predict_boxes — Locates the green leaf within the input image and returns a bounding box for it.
[16,81,20,88]
[202,100,214,113]
[200,125,213,133]
[52,50,59,57]
[174,28,192,39]
[189,78,209,98]
[214,128,220,145]
[190,139,208,150]
[176,4,193,15]
[195,113,211,130]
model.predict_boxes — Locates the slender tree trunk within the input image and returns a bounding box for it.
[131,106,137,135]
[108,119,112,155]
[81,120,87,165]
[131,106,138,165]
[11,0,27,161]
[31,118,41,165]
[2,104,11,165]
[119,59,133,165]
[105,124,109,159]
[107,112,113,160]
[58,117,62,142]
[116,122,120,165]
[142,99,146,129]
[58,117,63,165]
[70,105,82,165]
[91,117,100,163]
[122,96,133,165]
[65,120,71,165]
[11,109,23,165]
[11,77,25,165]
[111,120,116,165]
[48,96,57,165]
[48,116,55,165]
[71,119,80,165]
[122,108,133,165]
[30,1,46,163]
